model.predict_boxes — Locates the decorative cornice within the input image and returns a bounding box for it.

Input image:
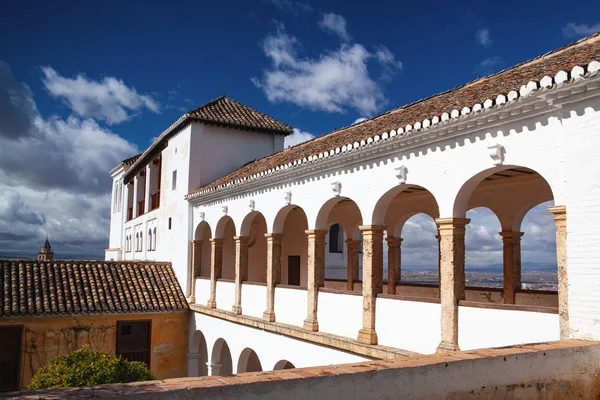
[186,61,600,204]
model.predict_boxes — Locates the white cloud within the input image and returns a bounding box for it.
[41,67,160,125]
[476,29,491,46]
[563,22,600,38]
[284,128,314,147]
[0,62,138,257]
[252,23,402,115]
[319,13,351,42]
[352,117,367,124]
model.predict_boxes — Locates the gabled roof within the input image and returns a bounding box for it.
[188,95,293,134]
[122,96,293,182]
[0,261,188,318]
[186,33,600,199]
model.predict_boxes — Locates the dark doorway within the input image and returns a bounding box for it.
[116,321,151,367]
[0,326,22,391]
[288,255,300,286]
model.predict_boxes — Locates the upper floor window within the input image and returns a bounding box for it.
[329,223,344,253]
[147,229,152,251]
[152,227,157,250]
[172,170,177,191]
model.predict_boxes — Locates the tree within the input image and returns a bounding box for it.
[28,345,155,390]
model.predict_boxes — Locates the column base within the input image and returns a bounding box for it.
[187,295,196,304]
[357,328,378,345]
[232,304,243,315]
[262,310,276,322]
[303,318,319,332]
[207,299,217,309]
[436,341,460,353]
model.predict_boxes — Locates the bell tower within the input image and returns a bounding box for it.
[37,234,54,261]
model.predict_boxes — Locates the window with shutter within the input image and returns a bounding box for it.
[116,321,151,367]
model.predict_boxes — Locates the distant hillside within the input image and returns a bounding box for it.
[402,262,557,272]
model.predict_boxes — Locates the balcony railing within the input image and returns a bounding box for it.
[137,200,145,217]
[150,191,160,211]
[127,207,133,221]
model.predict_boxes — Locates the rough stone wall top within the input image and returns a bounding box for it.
[0,261,188,317]
[187,33,600,197]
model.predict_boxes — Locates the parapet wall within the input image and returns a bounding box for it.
[18,340,600,399]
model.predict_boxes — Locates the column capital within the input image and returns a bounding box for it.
[385,237,403,246]
[358,225,386,232]
[190,239,202,244]
[548,205,567,224]
[187,352,200,360]
[209,237,224,244]
[264,233,284,241]
[305,229,328,237]
[233,236,250,243]
[435,218,470,232]
[499,231,524,240]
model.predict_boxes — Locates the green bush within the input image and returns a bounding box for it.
[28,345,155,390]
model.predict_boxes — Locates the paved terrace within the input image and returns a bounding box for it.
[9,340,600,399]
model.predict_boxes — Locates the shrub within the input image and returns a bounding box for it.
[28,345,155,391]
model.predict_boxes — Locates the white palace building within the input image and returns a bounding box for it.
[105,33,600,384]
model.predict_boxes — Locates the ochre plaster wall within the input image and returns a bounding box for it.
[0,311,188,389]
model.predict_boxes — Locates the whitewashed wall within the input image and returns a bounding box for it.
[189,311,370,375]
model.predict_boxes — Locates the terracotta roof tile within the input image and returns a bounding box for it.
[0,261,188,318]
[188,33,600,197]
[188,95,293,134]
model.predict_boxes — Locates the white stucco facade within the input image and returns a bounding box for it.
[106,55,600,376]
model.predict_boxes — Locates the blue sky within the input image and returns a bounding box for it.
[0,0,597,260]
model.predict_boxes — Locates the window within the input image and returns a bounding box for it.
[125,236,129,253]
[147,229,152,251]
[329,224,344,253]
[172,170,177,191]
[152,227,157,250]
[116,321,150,367]
[168,218,172,230]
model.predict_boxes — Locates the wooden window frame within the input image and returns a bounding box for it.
[116,320,151,368]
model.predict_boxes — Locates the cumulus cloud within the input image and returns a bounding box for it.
[562,22,600,38]
[284,128,314,147]
[252,23,402,115]
[352,117,367,124]
[41,67,160,125]
[0,62,37,140]
[319,13,351,42]
[0,61,138,257]
[476,28,491,46]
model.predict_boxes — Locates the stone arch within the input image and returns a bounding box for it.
[193,221,212,278]
[240,211,268,283]
[189,330,208,377]
[453,165,555,218]
[210,338,232,376]
[274,205,308,286]
[273,360,295,370]
[215,216,236,280]
[236,348,263,373]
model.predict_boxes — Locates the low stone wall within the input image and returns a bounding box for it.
[16,340,600,399]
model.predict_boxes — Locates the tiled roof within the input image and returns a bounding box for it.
[122,153,142,167]
[187,33,600,198]
[0,261,188,318]
[123,96,293,182]
[188,95,293,134]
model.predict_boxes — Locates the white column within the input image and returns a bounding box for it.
[144,164,152,213]
[132,176,139,218]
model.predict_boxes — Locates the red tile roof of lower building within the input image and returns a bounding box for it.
[0,261,188,317]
